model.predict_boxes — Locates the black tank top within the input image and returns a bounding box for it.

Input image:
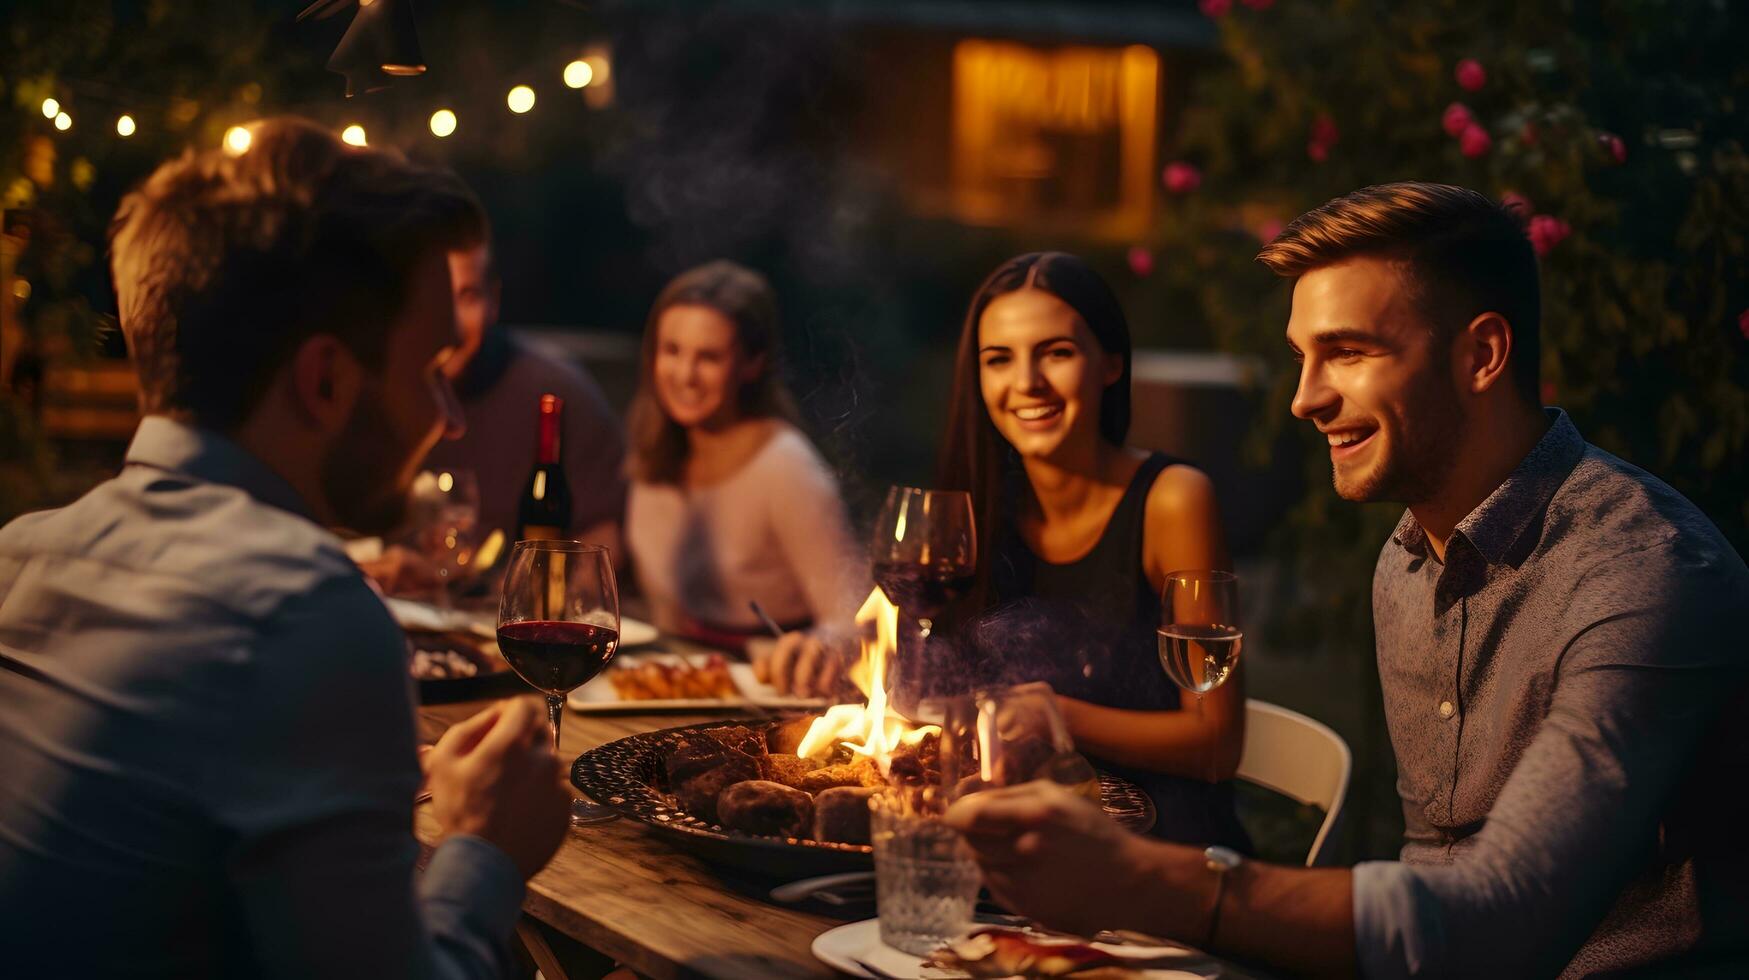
[987,453,1179,711]
[974,453,1254,851]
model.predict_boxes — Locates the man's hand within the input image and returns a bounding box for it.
[945,780,1188,937]
[424,699,569,879]
[752,630,855,698]
[356,545,442,597]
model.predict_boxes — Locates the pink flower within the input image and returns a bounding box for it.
[1311,114,1339,148]
[1455,58,1487,92]
[1443,102,1474,138]
[1256,219,1286,244]
[1738,309,1749,341]
[1307,140,1329,163]
[1520,121,1540,146]
[1127,246,1155,278]
[1527,214,1572,256]
[1500,191,1533,218]
[1460,123,1493,158]
[1599,132,1627,164]
[1162,161,1202,194]
[1198,0,1232,17]
[1240,0,1275,9]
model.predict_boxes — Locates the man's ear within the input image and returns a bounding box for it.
[1457,311,1514,396]
[286,334,363,432]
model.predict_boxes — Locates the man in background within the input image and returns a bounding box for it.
[426,181,625,549]
[364,178,627,593]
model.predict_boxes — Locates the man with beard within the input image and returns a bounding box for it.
[942,183,1749,977]
[0,118,570,977]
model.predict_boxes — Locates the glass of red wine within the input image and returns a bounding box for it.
[497,540,620,825]
[871,487,977,640]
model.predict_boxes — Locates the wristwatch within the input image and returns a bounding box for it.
[1202,845,1243,949]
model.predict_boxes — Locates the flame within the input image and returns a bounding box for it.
[796,586,939,775]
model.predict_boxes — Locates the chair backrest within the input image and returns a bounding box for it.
[1236,699,1352,867]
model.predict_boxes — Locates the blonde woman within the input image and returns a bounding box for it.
[624,261,861,659]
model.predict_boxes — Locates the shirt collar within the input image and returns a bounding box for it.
[124,415,315,520]
[1391,408,1585,566]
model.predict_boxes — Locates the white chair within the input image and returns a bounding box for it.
[1236,699,1352,866]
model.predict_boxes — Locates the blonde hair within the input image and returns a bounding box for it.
[1258,181,1542,402]
[109,116,483,429]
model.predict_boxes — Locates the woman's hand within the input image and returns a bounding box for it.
[753,630,856,698]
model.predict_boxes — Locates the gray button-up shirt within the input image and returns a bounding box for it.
[0,417,523,978]
[1353,410,1749,978]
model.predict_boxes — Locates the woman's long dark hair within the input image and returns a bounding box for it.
[626,259,801,483]
[936,252,1134,612]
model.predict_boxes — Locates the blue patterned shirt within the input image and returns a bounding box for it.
[0,417,523,978]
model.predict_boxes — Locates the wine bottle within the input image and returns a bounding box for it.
[516,393,572,541]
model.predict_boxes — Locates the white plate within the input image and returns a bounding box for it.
[384,598,659,649]
[618,616,660,648]
[568,652,832,714]
[810,919,1226,979]
[383,597,494,638]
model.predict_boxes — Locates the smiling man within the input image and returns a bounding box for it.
[943,183,1749,978]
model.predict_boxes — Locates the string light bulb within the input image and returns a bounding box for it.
[116,115,137,138]
[563,60,593,89]
[341,124,367,146]
[53,112,72,132]
[224,125,253,156]
[41,98,60,119]
[429,108,456,137]
[506,85,535,114]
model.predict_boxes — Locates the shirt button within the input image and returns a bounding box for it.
[1438,700,1455,719]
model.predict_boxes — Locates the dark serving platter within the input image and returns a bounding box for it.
[572,720,1158,878]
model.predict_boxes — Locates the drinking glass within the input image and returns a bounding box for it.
[498,540,620,825]
[937,684,1099,801]
[410,469,480,608]
[870,487,976,640]
[1158,570,1242,779]
[870,788,980,956]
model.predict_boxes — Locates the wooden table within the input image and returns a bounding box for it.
[414,697,848,980]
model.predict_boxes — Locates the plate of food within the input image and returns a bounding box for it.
[812,920,1226,979]
[407,629,524,703]
[571,719,1156,878]
[567,652,831,713]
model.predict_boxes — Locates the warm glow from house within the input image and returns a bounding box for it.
[507,85,536,114]
[341,124,367,147]
[116,115,136,137]
[429,109,457,138]
[564,60,594,89]
[950,39,1159,240]
[797,587,938,776]
[223,126,253,156]
[53,112,72,132]
[41,98,59,119]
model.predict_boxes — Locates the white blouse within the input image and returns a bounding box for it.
[626,426,864,637]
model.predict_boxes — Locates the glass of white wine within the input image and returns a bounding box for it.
[1159,570,1242,779]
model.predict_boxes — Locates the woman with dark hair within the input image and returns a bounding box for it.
[939,251,1250,849]
[624,260,862,652]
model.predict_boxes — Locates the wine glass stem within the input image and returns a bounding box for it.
[546,694,564,756]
